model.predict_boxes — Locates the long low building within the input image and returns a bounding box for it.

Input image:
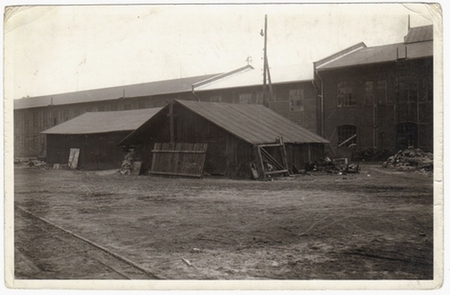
[14,64,319,159]
[42,108,161,170]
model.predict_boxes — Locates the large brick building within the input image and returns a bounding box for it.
[314,25,433,158]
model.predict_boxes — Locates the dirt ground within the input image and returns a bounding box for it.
[13,162,434,280]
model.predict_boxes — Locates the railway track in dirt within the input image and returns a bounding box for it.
[15,205,161,280]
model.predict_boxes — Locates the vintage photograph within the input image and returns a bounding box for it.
[4,2,443,290]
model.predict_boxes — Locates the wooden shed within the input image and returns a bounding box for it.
[42,108,161,170]
[120,100,329,179]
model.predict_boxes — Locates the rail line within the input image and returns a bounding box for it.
[15,205,161,280]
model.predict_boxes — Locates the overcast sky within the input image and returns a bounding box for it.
[4,3,438,100]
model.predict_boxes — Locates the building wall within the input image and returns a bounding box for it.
[46,131,130,170]
[15,80,319,159]
[195,81,319,134]
[318,57,433,158]
[14,92,193,158]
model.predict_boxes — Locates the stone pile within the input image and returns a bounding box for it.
[382,147,433,171]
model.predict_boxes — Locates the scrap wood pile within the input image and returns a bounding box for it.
[26,159,49,169]
[118,149,135,175]
[382,147,433,172]
[305,157,359,174]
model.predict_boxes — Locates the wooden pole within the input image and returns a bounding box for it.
[279,137,289,176]
[253,145,266,180]
[169,102,174,144]
[263,14,268,106]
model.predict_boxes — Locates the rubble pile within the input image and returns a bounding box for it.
[352,148,391,161]
[382,147,433,172]
[27,159,49,169]
[118,149,135,175]
[305,157,359,174]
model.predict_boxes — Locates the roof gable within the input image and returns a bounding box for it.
[194,63,315,92]
[404,25,433,44]
[316,41,433,71]
[42,108,162,134]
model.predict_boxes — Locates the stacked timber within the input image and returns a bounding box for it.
[118,149,135,175]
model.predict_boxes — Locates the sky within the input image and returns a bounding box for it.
[3,2,438,100]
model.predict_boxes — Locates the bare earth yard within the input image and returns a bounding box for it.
[14,163,434,280]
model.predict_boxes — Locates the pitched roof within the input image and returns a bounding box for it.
[194,63,314,92]
[42,108,162,134]
[14,74,219,110]
[174,100,328,145]
[316,25,433,71]
[316,41,433,71]
[404,25,433,43]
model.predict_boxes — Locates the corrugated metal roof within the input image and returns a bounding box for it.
[175,100,328,144]
[404,25,433,44]
[42,108,162,134]
[14,74,219,110]
[194,63,314,92]
[316,41,433,71]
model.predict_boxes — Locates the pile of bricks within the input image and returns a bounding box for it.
[382,147,433,172]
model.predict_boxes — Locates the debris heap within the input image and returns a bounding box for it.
[118,149,135,175]
[27,159,48,169]
[305,157,359,174]
[382,147,433,171]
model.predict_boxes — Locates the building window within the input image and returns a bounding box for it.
[377,80,387,104]
[337,82,355,107]
[239,93,252,104]
[124,104,133,110]
[63,109,70,121]
[364,81,374,106]
[210,95,222,103]
[33,113,38,128]
[254,92,264,104]
[289,88,304,111]
[337,125,357,147]
[397,76,418,104]
[421,76,433,102]
[138,101,147,109]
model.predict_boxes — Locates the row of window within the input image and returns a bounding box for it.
[230,89,306,112]
[336,76,432,107]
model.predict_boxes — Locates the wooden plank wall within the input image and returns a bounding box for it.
[150,143,208,177]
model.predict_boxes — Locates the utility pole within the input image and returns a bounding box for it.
[261,14,273,106]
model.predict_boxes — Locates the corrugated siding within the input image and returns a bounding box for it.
[42,108,162,134]
[176,100,328,144]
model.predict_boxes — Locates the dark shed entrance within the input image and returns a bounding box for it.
[42,108,161,170]
[120,100,329,179]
